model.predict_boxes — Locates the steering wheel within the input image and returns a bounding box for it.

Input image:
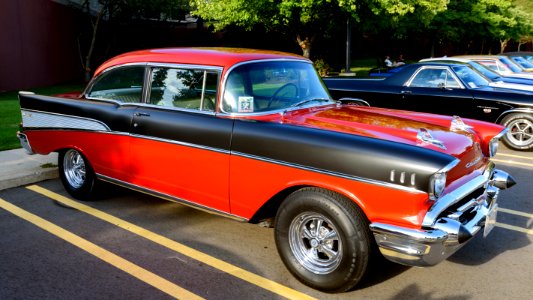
[267,83,298,108]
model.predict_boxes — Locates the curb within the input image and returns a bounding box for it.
[0,150,59,191]
[0,168,58,191]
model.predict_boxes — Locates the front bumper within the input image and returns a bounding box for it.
[369,163,515,267]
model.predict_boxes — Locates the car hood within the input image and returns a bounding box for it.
[489,81,533,92]
[282,105,480,159]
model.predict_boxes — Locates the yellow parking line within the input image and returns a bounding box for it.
[491,158,533,168]
[497,153,533,160]
[495,222,533,235]
[0,197,203,300]
[499,207,533,219]
[27,185,316,300]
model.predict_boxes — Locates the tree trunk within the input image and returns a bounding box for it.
[500,39,509,54]
[297,35,314,59]
[84,7,105,82]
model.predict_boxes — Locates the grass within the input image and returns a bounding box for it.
[348,58,380,77]
[0,84,83,151]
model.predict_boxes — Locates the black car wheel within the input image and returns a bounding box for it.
[274,188,371,292]
[501,114,533,150]
[59,149,98,200]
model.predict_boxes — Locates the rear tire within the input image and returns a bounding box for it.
[501,113,533,150]
[274,188,371,292]
[58,149,98,200]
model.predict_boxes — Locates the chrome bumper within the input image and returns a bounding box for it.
[370,165,515,267]
[17,132,34,155]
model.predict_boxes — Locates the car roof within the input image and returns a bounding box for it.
[94,47,308,76]
[413,61,465,67]
[454,55,507,60]
[420,57,471,63]
[502,51,533,56]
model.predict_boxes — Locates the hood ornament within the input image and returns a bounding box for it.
[450,116,473,132]
[417,128,447,150]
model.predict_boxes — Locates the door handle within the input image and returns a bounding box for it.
[400,90,412,94]
[134,112,151,117]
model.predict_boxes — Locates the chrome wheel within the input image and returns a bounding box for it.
[507,118,533,147]
[63,149,86,189]
[289,212,342,274]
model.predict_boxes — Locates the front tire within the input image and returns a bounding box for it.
[59,149,98,200]
[274,188,371,292]
[501,113,533,150]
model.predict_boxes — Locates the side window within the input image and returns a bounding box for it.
[87,66,145,103]
[149,67,218,112]
[410,69,446,88]
[443,70,461,88]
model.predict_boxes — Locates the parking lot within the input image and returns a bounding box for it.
[1,147,532,299]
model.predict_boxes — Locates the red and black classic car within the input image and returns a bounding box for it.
[18,48,515,292]
[324,62,533,151]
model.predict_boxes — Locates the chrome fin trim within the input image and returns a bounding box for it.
[21,109,110,132]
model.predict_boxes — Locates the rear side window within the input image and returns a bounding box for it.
[87,66,145,103]
[148,67,218,112]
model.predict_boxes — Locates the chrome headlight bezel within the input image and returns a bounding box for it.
[429,172,447,201]
[489,128,508,158]
[488,137,499,158]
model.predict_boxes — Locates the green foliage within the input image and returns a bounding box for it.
[191,0,448,58]
[314,59,332,76]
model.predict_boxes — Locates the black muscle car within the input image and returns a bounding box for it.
[324,62,533,150]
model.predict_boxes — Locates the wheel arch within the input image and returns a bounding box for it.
[496,108,533,124]
[249,183,368,225]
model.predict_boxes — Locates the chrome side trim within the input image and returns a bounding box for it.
[231,151,425,194]
[96,174,248,222]
[21,109,111,132]
[129,133,230,154]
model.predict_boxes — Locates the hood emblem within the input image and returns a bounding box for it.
[450,116,473,132]
[417,128,446,150]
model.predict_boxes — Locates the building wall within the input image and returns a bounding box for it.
[0,0,82,91]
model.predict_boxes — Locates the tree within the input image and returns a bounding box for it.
[190,0,448,59]
[421,0,533,55]
[68,0,189,81]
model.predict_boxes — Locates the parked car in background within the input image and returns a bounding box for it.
[455,55,533,79]
[17,48,515,292]
[420,57,533,92]
[324,61,533,150]
[502,52,533,68]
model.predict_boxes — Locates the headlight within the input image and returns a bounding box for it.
[429,172,447,201]
[489,137,499,157]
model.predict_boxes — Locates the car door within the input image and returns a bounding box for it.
[129,65,233,212]
[399,67,477,118]
[83,64,146,182]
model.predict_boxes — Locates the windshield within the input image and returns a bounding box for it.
[512,56,533,69]
[500,57,523,72]
[452,65,490,88]
[222,61,331,114]
[468,62,499,81]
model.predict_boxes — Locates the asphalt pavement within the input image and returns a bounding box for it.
[0,149,58,191]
